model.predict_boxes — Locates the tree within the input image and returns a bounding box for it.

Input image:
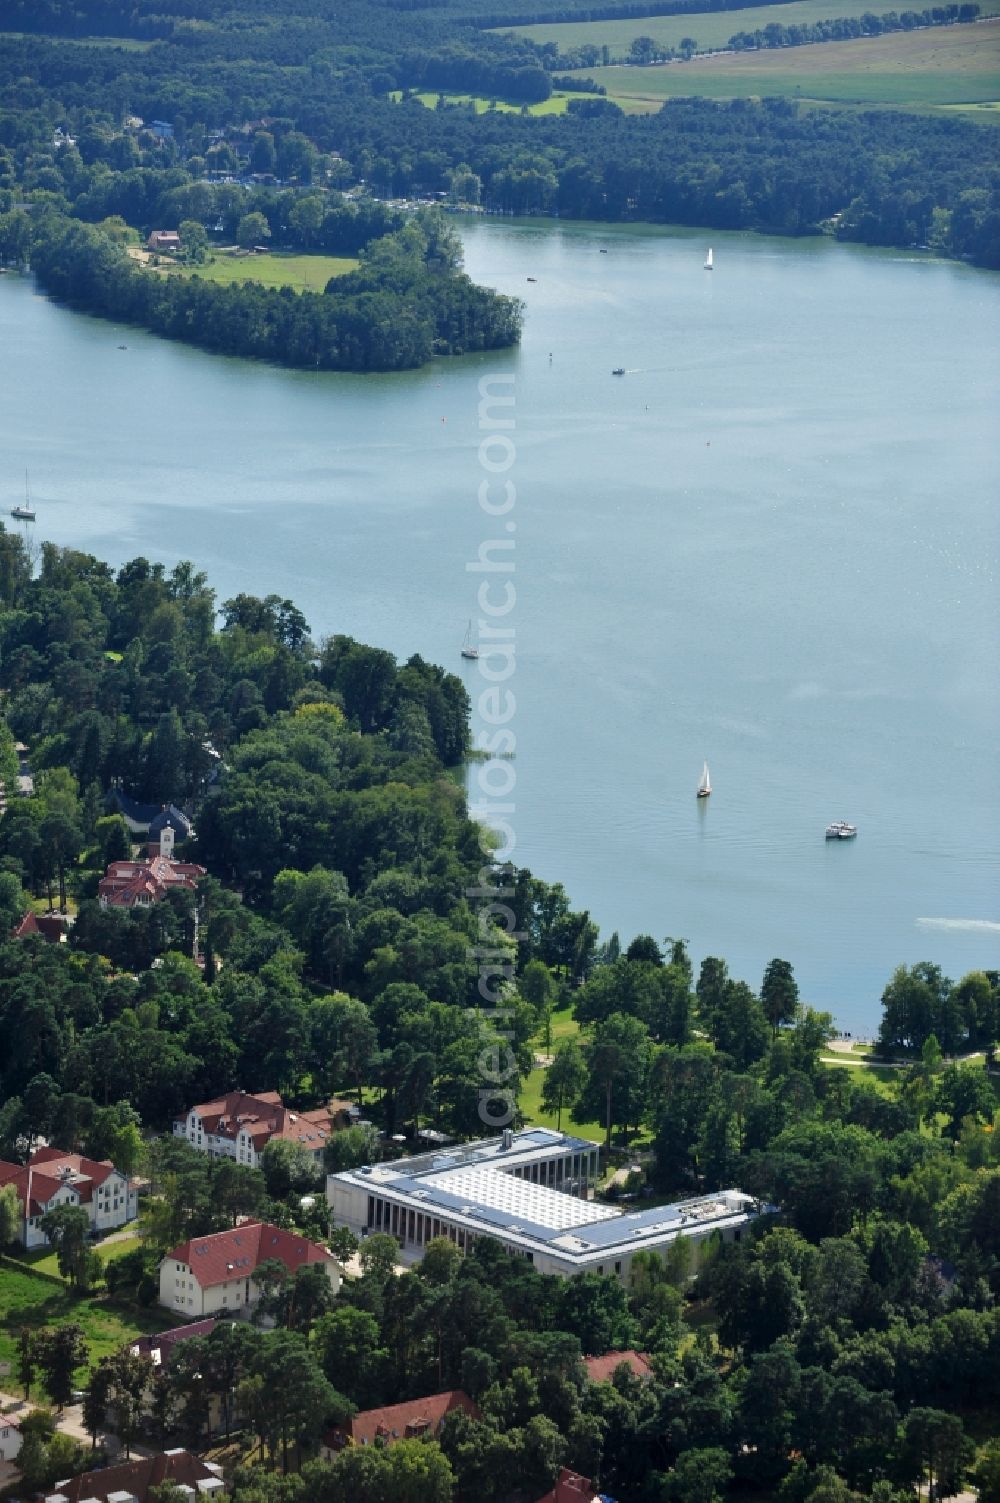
[179,219,209,263]
[102,1347,154,1457]
[260,1138,320,1200]
[18,1326,35,1399]
[579,1013,652,1149]
[238,212,271,250]
[762,958,799,1035]
[897,1407,973,1500]
[540,1040,586,1131]
[663,1447,732,1502]
[35,1324,87,1410]
[39,1204,92,1288]
[82,1362,114,1450]
[973,1439,1000,1503]
[0,1181,20,1246]
[934,1063,997,1139]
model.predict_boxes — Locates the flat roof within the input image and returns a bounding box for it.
[329,1129,765,1266]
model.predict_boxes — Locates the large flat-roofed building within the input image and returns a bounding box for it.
[327,1127,764,1281]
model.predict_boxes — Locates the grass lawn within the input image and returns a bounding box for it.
[170,250,358,293]
[581,22,1000,112]
[0,1264,168,1396]
[497,0,1000,61]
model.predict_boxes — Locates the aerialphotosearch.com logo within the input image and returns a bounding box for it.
[466,374,521,1130]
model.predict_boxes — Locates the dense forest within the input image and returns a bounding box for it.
[26,210,523,370]
[0,0,997,277]
[0,530,997,1501]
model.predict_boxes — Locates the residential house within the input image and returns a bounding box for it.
[109,794,192,840]
[0,1414,21,1462]
[12,910,72,943]
[173,1089,350,1168]
[128,1320,231,1433]
[44,1448,225,1502]
[158,1221,341,1319]
[146,228,181,252]
[583,1351,653,1384]
[0,1149,138,1249]
[98,826,205,910]
[536,1469,612,1503]
[319,1390,479,1456]
[148,121,175,141]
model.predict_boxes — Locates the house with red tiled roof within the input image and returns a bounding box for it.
[583,1350,653,1385]
[319,1390,479,1457]
[43,1447,225,1501]
[158,1221,340,1319]
[536,1468,611,1503]
[12,910,72,943]
[98,825,205,911]
[172,1088,351,1169]
[0,1149,137,1249]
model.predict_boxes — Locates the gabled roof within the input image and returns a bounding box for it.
[130,1318,218,1367]
[536,1468,603,1503]
[45,1447,222,1502]
[324,1390,479,1450]
[0,1152,121,1218]
[583,1350,653,1384]
[166,1221,333,1288]
[178,1090,334,1152]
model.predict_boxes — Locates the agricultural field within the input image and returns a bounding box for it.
[581,21,1000,112]
[170,250,358,292]
[498,0,1000,60]
[391,88,572,113]
[394,86,656,115]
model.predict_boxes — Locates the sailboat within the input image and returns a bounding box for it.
[10,470,36,521]
[461,619,479,661]
[697,762,711,799]
[704,248,714,271]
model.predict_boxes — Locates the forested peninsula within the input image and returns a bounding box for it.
[0,531,998,1503]
[27,211,523,371]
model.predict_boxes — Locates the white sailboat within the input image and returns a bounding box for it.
[697,761,711,799]
[10,470,36,521]
[704,248,714,271]
[460,619,478,660]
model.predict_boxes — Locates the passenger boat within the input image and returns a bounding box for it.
[825,821,857,839]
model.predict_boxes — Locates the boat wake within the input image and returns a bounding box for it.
[916,917,1000,934]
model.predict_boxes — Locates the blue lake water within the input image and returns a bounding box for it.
[1,218,997,1033]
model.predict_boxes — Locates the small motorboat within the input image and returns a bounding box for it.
[612,367,625,376]
[526,276,537,283]
[825,821,857,840]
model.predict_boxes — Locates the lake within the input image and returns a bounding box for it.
[1,219,997,1035]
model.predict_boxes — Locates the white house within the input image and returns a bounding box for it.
[0,1414,22,1462]
[172,1089,348,1168]
[0,1149,138,1249]
[158,1221,341,1319]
